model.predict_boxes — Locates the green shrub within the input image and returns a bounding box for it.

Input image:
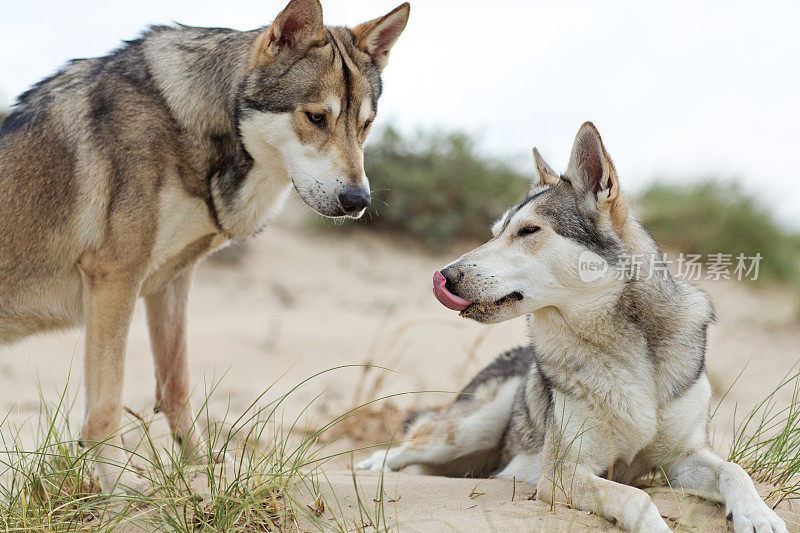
[354,126,528,246]
[638,181,800,283]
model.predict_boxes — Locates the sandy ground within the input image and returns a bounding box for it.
[300,472,797,533]
[2,197,799,531]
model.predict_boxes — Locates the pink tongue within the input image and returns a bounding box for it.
[433,271,472,311]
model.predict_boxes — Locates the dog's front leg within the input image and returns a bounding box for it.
[79,254,146,495]
[144,267,201,462]
[538,462,670,532]
[668,448,787,533]
[537,435,670,533]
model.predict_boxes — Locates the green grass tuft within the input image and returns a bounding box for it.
[727,363,800,507]
[0,366,410,532]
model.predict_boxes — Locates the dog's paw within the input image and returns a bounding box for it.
[210,449,235,465]
[182,445,234,466]
[107,470,150,497]
[729,502,787,533]
[355,450,395,472]
[636,517,672,533]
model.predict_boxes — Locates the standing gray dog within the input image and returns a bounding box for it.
[0,0,409,493]
[358,123,787,533]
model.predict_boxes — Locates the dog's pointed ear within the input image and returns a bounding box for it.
[532,147,559,189]
[251,0,325,68]
[566,122,620,204]
[566,122,628,230]
[353,3,410,71]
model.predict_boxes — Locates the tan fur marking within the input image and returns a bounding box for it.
[596,149,631,241]
[79,250,144,492]
[145,268,201,459]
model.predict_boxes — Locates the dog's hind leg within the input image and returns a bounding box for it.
[356,376,521,474]
[79,253,147,495]
[495,453,542,484]
[144,267,201,462]
[667,448,787,533]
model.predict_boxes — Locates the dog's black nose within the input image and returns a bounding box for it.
[338,186,371,214]
[440,265,464,286]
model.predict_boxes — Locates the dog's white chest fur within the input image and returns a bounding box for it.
[210,115,294,238]
[529,311,659,468]
[553,384,658,472]
[148,184,220,274]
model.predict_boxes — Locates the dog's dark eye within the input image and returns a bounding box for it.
[517,226,541,237]
[362,119,372,132]
[306,112,326,127]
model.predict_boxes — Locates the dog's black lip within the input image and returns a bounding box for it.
[495,291,524,305]
[462,291,523,313]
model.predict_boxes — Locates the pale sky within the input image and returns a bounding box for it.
[1,1,798,227]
